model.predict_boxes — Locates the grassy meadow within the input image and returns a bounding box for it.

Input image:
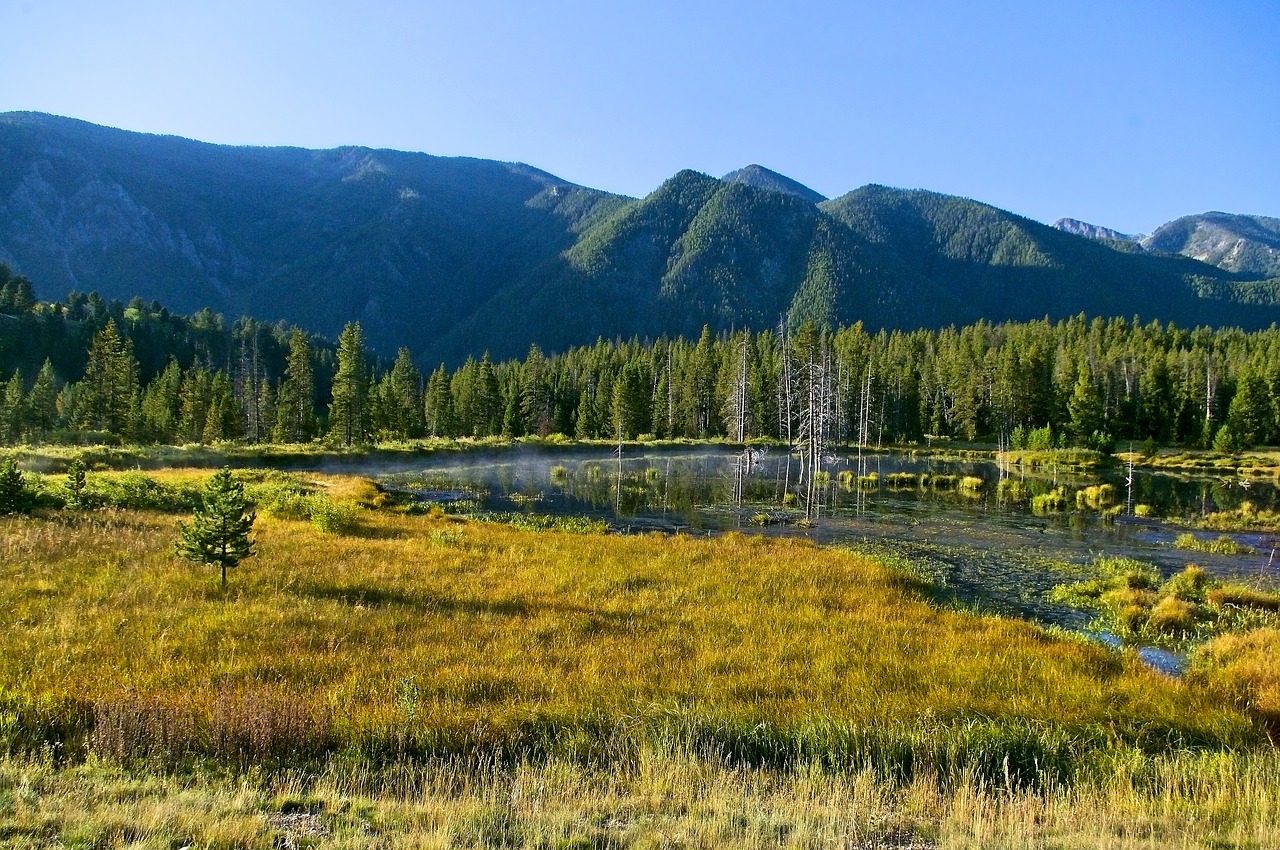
[2,467,1279,847]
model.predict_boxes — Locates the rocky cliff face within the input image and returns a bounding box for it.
[1051,218,1140,243]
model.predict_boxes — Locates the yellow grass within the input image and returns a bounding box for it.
[0,472,1255,772]
[2,470,1279,847]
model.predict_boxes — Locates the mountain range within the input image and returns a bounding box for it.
[2,112,1277,364]
[1052,213,1280,279]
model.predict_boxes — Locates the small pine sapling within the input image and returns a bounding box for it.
[0,456,33,515]
[65,458,87,510]
[175,467,256,589]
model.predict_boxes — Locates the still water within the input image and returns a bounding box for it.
[367,446,1280,670]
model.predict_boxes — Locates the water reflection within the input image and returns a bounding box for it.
[374,446,1280,648]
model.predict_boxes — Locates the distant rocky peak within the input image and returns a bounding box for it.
[1052,218,1141,243]
[722,164,827,204]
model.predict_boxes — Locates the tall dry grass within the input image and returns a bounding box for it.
[3,749,1278,849]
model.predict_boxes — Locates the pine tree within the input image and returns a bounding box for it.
[202,372,241,443]
[273,330,317,443]
[174,467,256,590]
[425,364,457,437]
[0,456,33,514]
[64,457,87,510]
[178,368,212,443]
[329,322,370,445]
[141,359,182,443]
[74,320,140,438]
[385,347,423,439]
[1067,364,1105,447]
[473,354,501,437]
[1226,370,1273,449]
[0,370,24,444]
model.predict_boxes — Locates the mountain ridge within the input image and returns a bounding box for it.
[2,112,1277,364]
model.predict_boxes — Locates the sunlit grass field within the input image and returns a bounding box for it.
[2,469,1278,847]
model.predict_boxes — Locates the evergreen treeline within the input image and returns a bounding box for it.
[4,273,1280,452]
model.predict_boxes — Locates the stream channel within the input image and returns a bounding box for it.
[362,446,1280,674]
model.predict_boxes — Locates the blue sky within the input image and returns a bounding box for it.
[2,0,1276,234]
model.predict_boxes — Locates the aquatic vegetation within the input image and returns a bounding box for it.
[885,471,917,489]
[1208,586,1280,613]
[549,465,569,482]
[1031,488,1068,514]
[1075,483,1117,510]
[1203,501,1280,532]
[1174,532,1257,555]
[997,478,1028,501]
[998,448,1108,470]
[1050,559,1280,646]
[930,474,958,490]
[1134,503,1155,518]
[958,475,984,491]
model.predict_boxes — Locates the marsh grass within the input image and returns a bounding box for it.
[1031,488,1068,514]
[1203,501,1280,532]
[1050,559,1280,647]
[5,470,1280,846]
[1174,532,1257,556]
[0,475,1257,786]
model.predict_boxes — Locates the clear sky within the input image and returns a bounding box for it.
[2,0,1276,234]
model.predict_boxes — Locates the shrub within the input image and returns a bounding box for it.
[308,497,361,534]
[88,473,201,512]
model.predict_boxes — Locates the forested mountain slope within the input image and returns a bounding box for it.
[0,112,626,360]
[3,112,1278,365]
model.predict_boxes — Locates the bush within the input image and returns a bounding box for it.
[1026,425,1054,451]
[307,497,361,534]
[86,473,202,512]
